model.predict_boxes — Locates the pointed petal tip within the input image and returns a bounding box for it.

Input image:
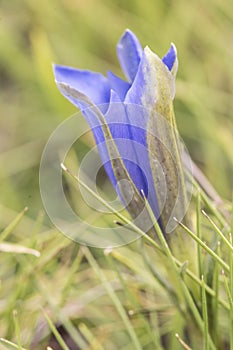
[169,43,177,58]
[119,28,136,42]
[117,29,143,82]
[117,29,140,53]
[169,42,176,48]
[162,43,177,71]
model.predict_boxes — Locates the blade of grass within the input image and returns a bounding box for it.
[228,232,233,350]
[196,191,203,278]
[201,275,209,350]
[174,255,229,311]
[230,231,233,350]
[12,310,23,350]
[230,196,233,350]
[0,207,28,242]
[175,333,192,350]
[78,323,104,350]
[0,242,40,257]
[213,242,220,346]
[202,210,233,253]
[0,338,26,350]
[174,218,229,273]
[83,247,143,350]
[42,308,69,350]
[140,241,176,298]
[222,269,233,350]
[59,248,84,303]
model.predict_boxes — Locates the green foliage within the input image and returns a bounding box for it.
[0,0,232,349]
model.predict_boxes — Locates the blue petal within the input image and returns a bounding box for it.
[56,83,118,190]
[104,92,149,197]
[122,53,161,218]
[107,71,131,101]
[126,105,160,218]
[125,50,148,111]
[57,81,108,147]
[117,29,143,83]
[162,44,176,71]
[53,65,111,113]
[105,93,160,219]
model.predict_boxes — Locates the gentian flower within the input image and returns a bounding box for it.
[53,29,189,239]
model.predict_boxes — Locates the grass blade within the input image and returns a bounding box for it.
[0,207,28,242]
[213,242,220,346]
[201,275,209,350]
[83,247,143,350]
[0,242,40,257]
[0,338,26,350]
[196,191,203,278]
[12,310,23,350]
[174,218,229,273]
[42,309,69,350]
[202,210,233,253]
[175,333,192,350]
[230,232,233,350]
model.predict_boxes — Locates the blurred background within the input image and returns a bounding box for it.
[0,0,233,348]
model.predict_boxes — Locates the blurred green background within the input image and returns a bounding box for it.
[0,0,232,349]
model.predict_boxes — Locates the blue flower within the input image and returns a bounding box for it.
[53,29,179,227]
